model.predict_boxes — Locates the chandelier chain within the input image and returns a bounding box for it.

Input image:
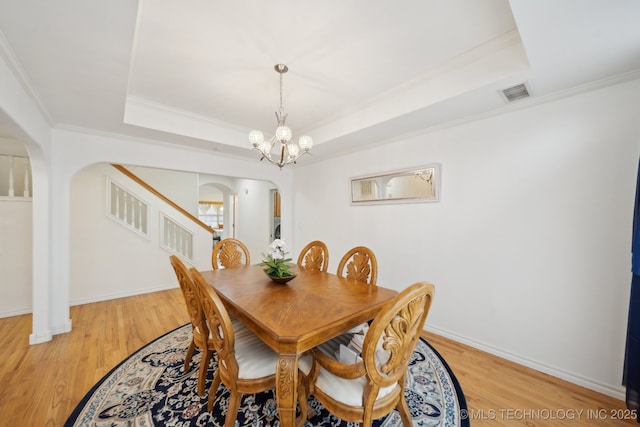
[279,71,284,117]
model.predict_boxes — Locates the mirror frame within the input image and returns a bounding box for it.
[350,164,440,205]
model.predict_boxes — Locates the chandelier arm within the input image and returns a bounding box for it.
[293,150,312,162]
[265,135,277,161]
[253,145,311,169]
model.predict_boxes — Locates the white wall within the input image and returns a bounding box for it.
[293,78,640,398]
[69,163,213,304]
[0,199,32,316]
[233,178,278,262]
[68,163,277,304]
[0,155,281,312]
[42,128,293,339]
[128,165,200,216]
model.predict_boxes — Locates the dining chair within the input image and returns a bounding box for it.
[299,281,435,427]
[211,238,251,269]
[336,246,378,285]
[189,268,309,426]
[169,255,215,396]
[296,240,329,272]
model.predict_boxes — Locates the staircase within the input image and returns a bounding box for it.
[0,159,215,317]
[109,164,214,262]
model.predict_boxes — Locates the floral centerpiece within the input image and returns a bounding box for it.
[260,239,295,281]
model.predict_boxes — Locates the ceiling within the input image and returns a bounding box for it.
[1,0,639,163]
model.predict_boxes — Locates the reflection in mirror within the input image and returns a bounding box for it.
[351,164,440,204]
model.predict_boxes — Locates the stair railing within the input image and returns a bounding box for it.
[0,155,31,198]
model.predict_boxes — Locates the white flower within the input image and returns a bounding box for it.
[264,239,289,262]
[261,238,294,277]
[269,239,286,250]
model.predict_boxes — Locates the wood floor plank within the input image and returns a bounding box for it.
[423,331,638,426]
[0,288,636,426]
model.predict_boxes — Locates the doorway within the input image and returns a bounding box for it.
[269,189,281,241]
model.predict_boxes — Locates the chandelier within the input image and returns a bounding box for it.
[249,64,313,168]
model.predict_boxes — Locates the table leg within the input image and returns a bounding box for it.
[276,353,298,427]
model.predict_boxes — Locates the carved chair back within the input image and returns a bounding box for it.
[336,246,378,285]
[169,255,213,395]
[211,238,251,269]
[190,268,239,385]
[297,240,329,272]
[306,281,435,426]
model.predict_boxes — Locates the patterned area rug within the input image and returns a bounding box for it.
[65,324,469,426]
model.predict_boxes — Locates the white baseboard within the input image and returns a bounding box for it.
[13,286,176,345]
[27,319,71,344]
[29,330,52,345]
[424,324,626,401]
[69,283,177,306]
[1,284,179,318]
[0,307,32,318]
[51,319,73,335]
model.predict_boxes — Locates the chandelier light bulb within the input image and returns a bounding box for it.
[259,140,272,153]
[275,125,292,142]
[249,130,264,147]
[298,135,313,151]
[287,142,300,159]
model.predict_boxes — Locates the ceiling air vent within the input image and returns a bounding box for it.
[501,83,531,103]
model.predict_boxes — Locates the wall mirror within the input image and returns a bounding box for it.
[351,164,440,205]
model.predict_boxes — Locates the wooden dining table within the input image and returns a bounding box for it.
[198,264,398,427]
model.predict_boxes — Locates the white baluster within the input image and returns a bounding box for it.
[115,186,121,219]
[162,217,167,246]
[23,160,30,197]
[124,193,130,225]
[165,218,172,247]
[110,183,117,216]
[171,222,177,250]
[138,201,143,232]
[186,233,193,259]
[8,156,15,197]
[117,185,123,219]
[141,204,148,234]
[133,199,140,232]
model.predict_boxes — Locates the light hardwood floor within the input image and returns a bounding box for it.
[0,288,636,426]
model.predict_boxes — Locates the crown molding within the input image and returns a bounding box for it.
[0,29,54,126]
[306,30,526,134]
[53,123,252,161]
[425,68,640,135]
[123,96,250,149]
[299,68,640,166]
[125,96,248,132]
